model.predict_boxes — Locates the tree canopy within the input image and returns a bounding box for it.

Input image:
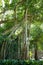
[0,0,43,60]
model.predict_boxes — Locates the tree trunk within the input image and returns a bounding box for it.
[34,43,38,60]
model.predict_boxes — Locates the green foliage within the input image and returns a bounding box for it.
[4,22,15,30]
[0,60,43,65]
[29,24,43,50]
[0,27,5,33]
[0,34,4,43]
[30,25,42,41]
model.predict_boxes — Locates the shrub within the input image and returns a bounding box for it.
[0,60,43,65]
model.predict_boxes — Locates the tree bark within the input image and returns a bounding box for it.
[34,43,38,60]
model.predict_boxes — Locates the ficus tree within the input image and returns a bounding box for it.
[0,0,43,59]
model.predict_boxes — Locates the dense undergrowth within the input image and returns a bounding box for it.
[0,60,43,65]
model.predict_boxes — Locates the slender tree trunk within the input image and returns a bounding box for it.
[1,42,5,59]
[34,43,38,60]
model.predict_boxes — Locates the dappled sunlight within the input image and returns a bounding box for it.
[0,0,43,62]
[15,27,23,35]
